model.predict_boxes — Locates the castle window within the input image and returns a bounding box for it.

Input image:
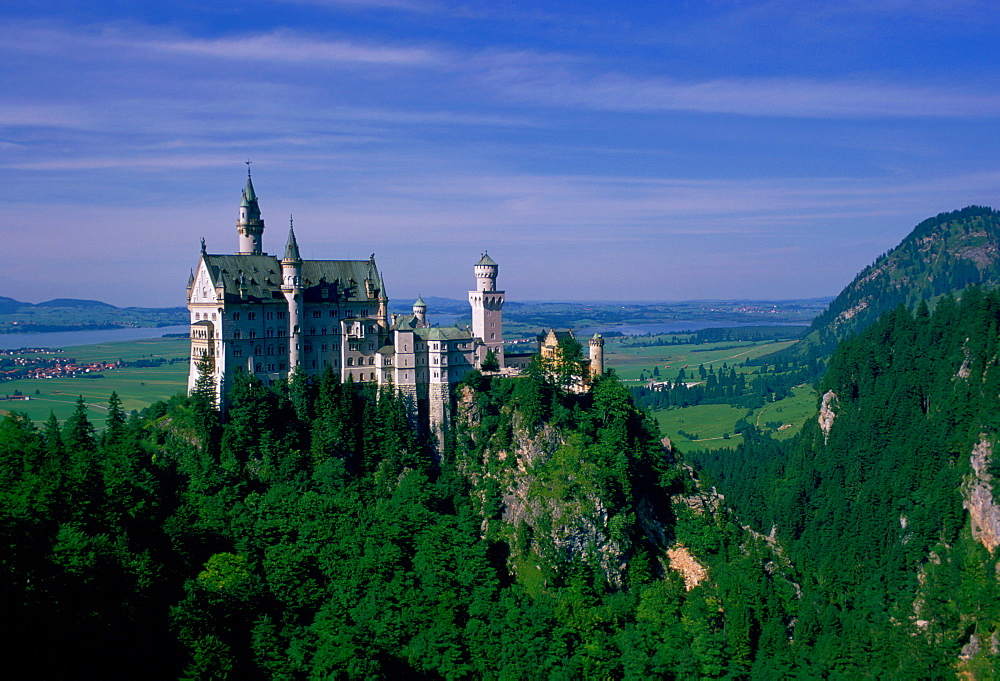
[370,373,375,381]
[433,357,438,365]
[266,311,273,320]
[266,328,274,338]
[312,361,317,368]
[268,364,274,371]
[368,343,374,350]
[329,310,337,317]
[249,330,257,339]
[278,329,286,338]
[305,344,313,353]
[347,358,354,366]
[234,348,243,357]
[255,347,262,356]
[309,328,315,336]
[234,330,241,340]
[279,346,285,354]
[279,362,286,370]
[277,311,286,319]
[233,313,240,321]
[255,363,262,372]
[267,346,274,355]
[321,327,326,335]
[248,312,256,320]
[368,357,375,366]
[322,344,328,352]
[313,310,322,318]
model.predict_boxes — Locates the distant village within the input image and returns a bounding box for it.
[0,347,185,386]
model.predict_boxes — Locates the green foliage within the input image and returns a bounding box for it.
[695,289,1000,674]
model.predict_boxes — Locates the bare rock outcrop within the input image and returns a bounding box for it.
[818,390,838,444]
[963,438,1000,553]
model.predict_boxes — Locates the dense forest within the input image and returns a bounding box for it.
[5,292,1000,676]
[694,288,1000,676]
[1,359,808,679]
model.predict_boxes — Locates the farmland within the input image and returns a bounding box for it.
[0,337,189,427]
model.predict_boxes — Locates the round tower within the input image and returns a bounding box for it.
[474,252,498,292]
[280,219,304,369]
[413,295,427,327]
[469,252,505,368]
[237,167,265,254]
[589,333,605,377]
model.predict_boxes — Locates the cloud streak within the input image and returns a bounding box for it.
[483,58,1000,119]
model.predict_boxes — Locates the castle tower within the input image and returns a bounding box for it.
[237,167,265,254]
[281,219,304,369]
[469,252,505,367]
[589,333,605,378]
[413,295,427,327]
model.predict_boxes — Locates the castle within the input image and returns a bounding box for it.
[188,170,606,439]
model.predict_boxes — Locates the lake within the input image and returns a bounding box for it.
[0,325,190,350]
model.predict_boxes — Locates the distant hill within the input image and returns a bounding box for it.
[35,298,118,309]
[0,297,186,333]
[784,205,1000,360]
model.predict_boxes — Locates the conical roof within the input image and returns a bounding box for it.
[283,221,301,262]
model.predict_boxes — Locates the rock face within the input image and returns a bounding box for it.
[666,545,707,591]
[963,438,1000,553]
[455,393,632,588]
[818,390,837,444]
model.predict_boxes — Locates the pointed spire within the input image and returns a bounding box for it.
[283,216,301,263]
[188,268,195,287]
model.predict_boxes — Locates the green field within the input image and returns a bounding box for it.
[605,337,798,383]
[0,337,189,427]
[653,384,818,453]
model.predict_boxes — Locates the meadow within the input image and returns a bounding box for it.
[0,337,189,428]
[603,333,818,453]
[604,336,799,383]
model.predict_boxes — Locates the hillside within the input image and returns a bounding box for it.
[694,288,1000,675]
[785,206,1000,360]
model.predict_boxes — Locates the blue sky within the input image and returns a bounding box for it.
[3,0,1000,307]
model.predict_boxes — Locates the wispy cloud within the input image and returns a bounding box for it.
[143,29,441,66]
[482,55,1000,119]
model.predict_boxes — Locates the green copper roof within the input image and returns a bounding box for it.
[413,296,426,307]
[283,222,301,262]
[201,254,379,304]
[476,252,497,266]
[240,172,262,222]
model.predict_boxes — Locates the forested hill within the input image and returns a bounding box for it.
[1,361,808,678]
[786,205,1000,360]
[694,288,1000,675]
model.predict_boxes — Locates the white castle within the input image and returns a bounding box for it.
[187,170,512,439]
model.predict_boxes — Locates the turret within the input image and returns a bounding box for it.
[469,252,505,368]
[237,167,265,254]
[413,295,427,327]
[474,252,498,292]
[281,218,304,369]
[589,333,605,378]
